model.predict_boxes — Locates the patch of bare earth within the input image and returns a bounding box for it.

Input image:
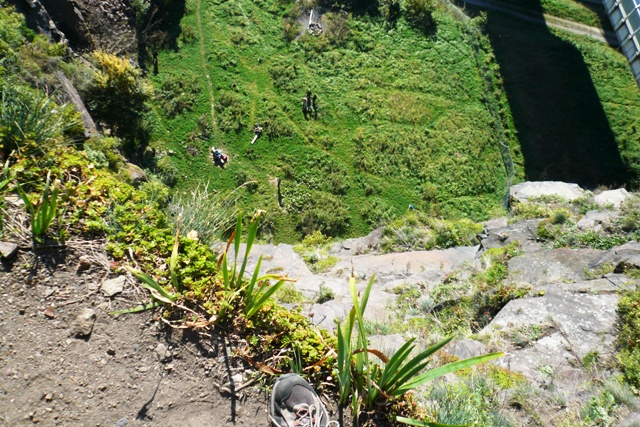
[0,246,270,427]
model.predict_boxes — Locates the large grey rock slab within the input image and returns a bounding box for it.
[534,276,636,295]
[239,243,314,280]
[480,220,545,253]
[330,246,479,285]
[493,332,588,395]
[483,217,508,234]
[594,188,631,209]
[483,289,618,361]
[620,412,640,427]
[510,181,584,203]
[589,241,640,271]
[508,248,604,286]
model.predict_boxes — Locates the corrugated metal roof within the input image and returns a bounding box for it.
[604,0,640,88]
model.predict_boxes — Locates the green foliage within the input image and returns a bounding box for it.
[138,179,170,208]
[15,172,60,245]
[86,51,152,141]
[337,275,503,425]
[220,213,291,319]
[155,156,179,187]
[316,283,335,304]
[402,0,436,33]
[617,287,640,388]
[168,181,239,245]
[1,83,82,159]
[421,378,516,426]
[155,74,201,118]
[381,211,483,253]
[216,90,246,133]
[294,230,339,273]
[84,136,123,171]
[581,390,618,427]
[325,12,351,46]
[275,283,308,304]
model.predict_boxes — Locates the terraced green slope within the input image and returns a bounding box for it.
[147,0,519,242]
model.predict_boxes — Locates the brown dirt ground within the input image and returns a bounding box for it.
[0,245,325,427]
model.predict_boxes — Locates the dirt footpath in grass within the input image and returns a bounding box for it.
[0,247,269,427]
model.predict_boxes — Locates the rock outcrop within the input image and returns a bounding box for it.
[37,0,137,53]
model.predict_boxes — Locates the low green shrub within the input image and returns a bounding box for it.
[316,283,335,304]
[84,136,123,171]
[381,211,482,253]
[155,156,179,187]
[275,283,308,304]
[402,0,436,33]
[155,74,200,118]
[138,179,170,208]
[294,230,339,273]
[617,287,640,388]
[424,378,516,426]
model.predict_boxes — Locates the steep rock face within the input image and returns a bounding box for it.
[39,0,137,53]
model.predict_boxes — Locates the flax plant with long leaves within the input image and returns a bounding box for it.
[219,212,292,319]
[15,171,60,246]
[336,275,504,426]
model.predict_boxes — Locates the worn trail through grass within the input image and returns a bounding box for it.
[196,0,216,131]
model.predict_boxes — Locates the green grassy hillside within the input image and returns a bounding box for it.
[146,0,520,242]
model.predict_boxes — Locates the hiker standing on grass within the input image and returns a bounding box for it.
[302,97,309,117]
[312,94,318,119]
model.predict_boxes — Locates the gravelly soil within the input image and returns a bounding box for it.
[0,246,270,427]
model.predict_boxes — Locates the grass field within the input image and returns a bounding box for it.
[147,0,519,242]
[146,0,639,243]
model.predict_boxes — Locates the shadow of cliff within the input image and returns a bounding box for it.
[474,1,634,188]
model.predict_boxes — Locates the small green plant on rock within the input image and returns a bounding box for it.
[293,230,339,273]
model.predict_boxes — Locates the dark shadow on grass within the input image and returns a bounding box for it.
[137,0,187,70]
[479,3,634,188]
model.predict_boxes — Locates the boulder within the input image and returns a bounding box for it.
[329,246,479,285]
[483,289,618,361]
[619,412,640,427]
[14,0,67,43]
[594,188,631,209]
[480,219,545,253]
[589,241,640,271]
[483,217,508,234]
[510,181,584,203]
[330,227,383,256]
[368,334,407,355]
[124,163,148,187]
[534,276,636,295]
[39,0,137,54]
[576,210,619,231]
